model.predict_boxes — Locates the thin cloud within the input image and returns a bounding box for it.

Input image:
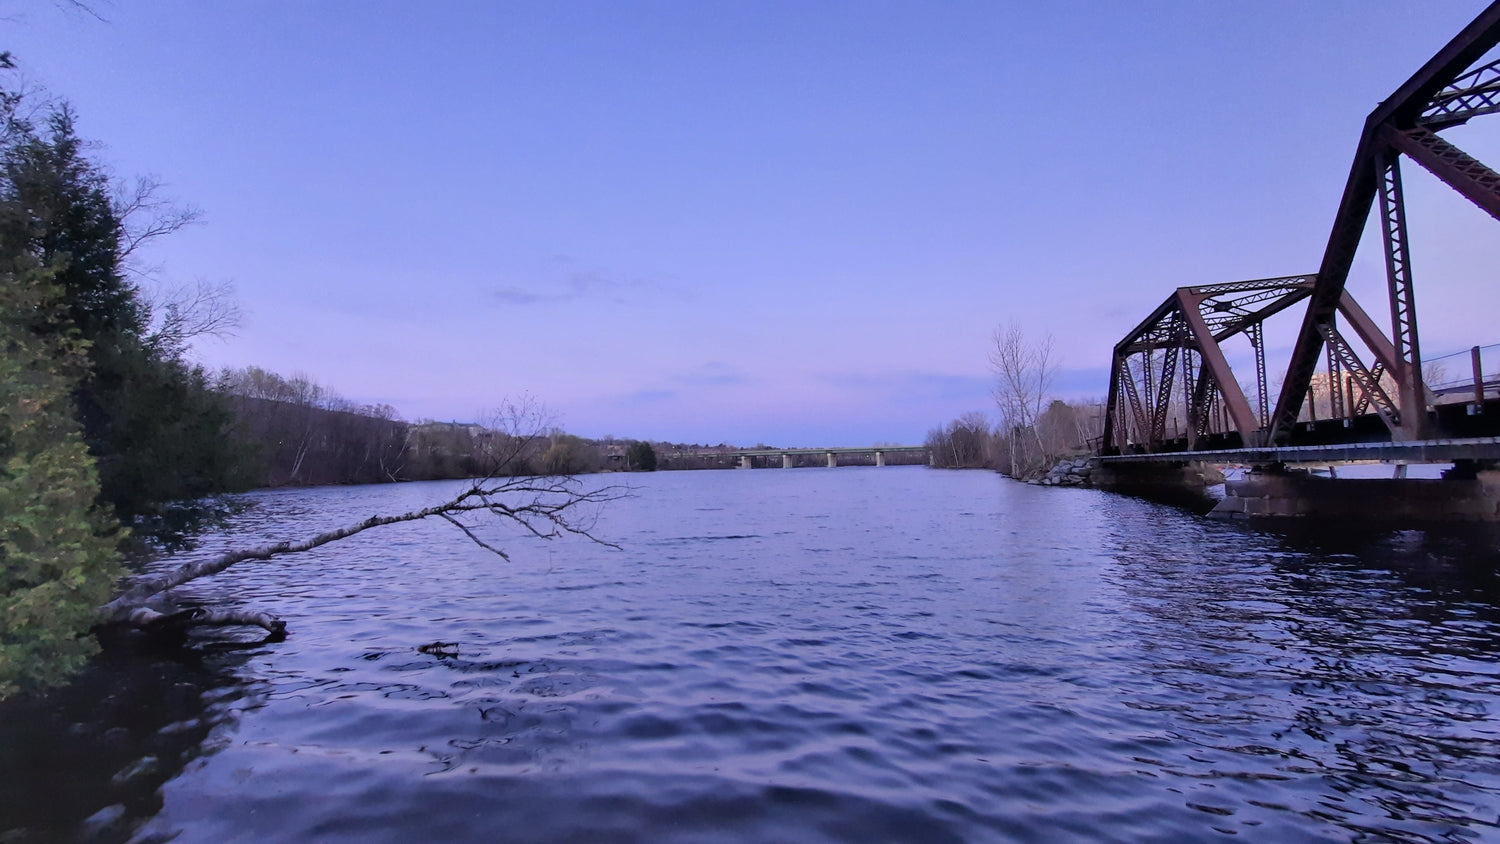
[618,389,678,405]
[490,269,665,307]
[819,367,1107,402]
[606,363,751,411]
[489,287,553,305]
[820,370,991,402]
[670,361,750,387]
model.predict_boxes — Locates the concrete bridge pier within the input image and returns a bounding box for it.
[827,452,837,468]
[1212,463,1500,521]
[876,450,885,467]
[1091,460,1224,493]
[738,455,752,469]
[782,454,794,469]
[1090,460,1225,511]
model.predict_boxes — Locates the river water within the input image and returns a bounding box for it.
[4,467,1500,842]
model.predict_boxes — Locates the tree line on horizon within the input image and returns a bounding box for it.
[926,399,1105,476]
[927,322,1106,477]
[213,365,672,486]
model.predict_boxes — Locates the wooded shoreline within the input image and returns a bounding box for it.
[214,380,926,494]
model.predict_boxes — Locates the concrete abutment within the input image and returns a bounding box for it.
[1211,466,1500,522]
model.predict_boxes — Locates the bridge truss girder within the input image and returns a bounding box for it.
[1105,276,1310,453]
[1102,274,1409,454]
[1269,2,1500,444]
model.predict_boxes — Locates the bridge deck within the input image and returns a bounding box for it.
[736,445,928,457]
[1098,436,1500,466]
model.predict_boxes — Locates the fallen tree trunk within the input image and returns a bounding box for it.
[98,473,624,635]
[118,606,287,636]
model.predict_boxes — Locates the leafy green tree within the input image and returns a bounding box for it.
[626,440,656,471]
[0,263,121,698]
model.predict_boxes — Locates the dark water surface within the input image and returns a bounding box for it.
[5,467,1500,842]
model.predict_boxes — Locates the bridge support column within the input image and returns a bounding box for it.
[1212,466,1500,521]
[782,454,793,469]
[876,450,885,467]
[738,455,752,469]
[826,452,836,468]
[1091,461,1225,511]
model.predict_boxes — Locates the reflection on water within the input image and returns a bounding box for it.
[0,635,265,842]
[2,468,1499,842]
[1103,511,1500,840]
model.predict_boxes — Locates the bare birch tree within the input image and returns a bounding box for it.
[989,320,1058,477]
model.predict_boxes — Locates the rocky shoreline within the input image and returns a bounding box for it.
[1027,456,1094,487]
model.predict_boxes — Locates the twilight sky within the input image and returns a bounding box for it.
[7,1,1499,446]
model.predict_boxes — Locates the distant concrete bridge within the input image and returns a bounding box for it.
[733,445,929,469]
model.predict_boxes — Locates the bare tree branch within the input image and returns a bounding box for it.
[100,476,624,623]
[55,0,109,22]
[98,399,627,636]
[148,278,242,351]
[437,512,511,560]
[114,174,202,271]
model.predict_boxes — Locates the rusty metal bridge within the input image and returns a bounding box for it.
[1101,2,1500,470]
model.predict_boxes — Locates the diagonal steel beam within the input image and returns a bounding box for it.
[1376,1,1500,129]
[1121,357,1150,449]
[1335,291,1400,374]
[1269,2,1500,443]
[1354,362,1388,416]
[1151,334,1180,445]
[1102,355,1123,452]
[1189,366,1216,439]
[1327,337,1346,420]
[1383,126,1500,221]
[1319,323,1400,432]
[1177,289,1261,441]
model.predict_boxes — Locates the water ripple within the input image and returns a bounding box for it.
[5,469,1500,841]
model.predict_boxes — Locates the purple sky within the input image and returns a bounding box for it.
[8,1,1499,446]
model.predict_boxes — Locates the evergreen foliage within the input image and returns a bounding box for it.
[0,264,121,697]
[0,72,245,694]
[0,89,244,516]
[626,441,657,471]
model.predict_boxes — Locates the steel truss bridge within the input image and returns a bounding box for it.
[1102,2,1500,464]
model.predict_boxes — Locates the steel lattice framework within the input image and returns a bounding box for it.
[1106,276,1307,452]
[1269,3,1500,444]
[1102,2,1500,453]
